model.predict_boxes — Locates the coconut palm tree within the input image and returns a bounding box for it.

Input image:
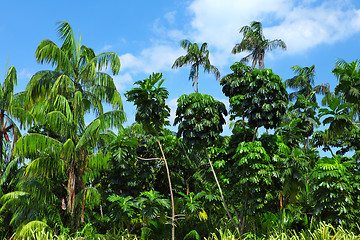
[285,65,330,102]
[172,40,220,92]
[232,21,286,70]
[125,72,175,240]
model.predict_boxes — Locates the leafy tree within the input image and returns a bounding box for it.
[174,93,237,232]
[316,91,360,156]
[137,190,170,224]
[277,94,320,149]
[125,72,175,240]
[222,63,288,141]
[107,194,139,232]
[285,65,330,102]
[232,21,286,70]
[103,124,158,197]
[178,191,207,220]
[172,40,220,92]
[230,141,273,234]
[311,156,358,227]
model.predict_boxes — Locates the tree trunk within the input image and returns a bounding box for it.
[279,195,284,234]
[68,161,76,215]
[252,127,259,143]
[204,147,241,234]
[194,66,199,92]
[79,155,86,223]
[259,50,265,70]
[155,132,175,240]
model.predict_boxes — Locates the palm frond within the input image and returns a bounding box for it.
[75,119,100,151]
[35,39,74,76]
[14,133,63,158]
[94,110,126,132]
[16,220,52,239]
[24,155,64,178]
[0,156,21,186]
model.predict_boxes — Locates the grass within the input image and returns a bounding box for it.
[5,222,360,240]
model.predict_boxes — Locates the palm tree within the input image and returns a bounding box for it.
[125,73,175,240]
[172,40,220,92]
[14,93,118,224]
[26,21,123,113]
[285,65,330,102]
[13,21,125,229]
[232,21,286,70]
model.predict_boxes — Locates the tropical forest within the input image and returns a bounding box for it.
[1,20,360,240]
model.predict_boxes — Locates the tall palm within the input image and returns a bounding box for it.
[14,21,125,228]
[172,40,220,92]
[14,92,117,224]
[285,65,330,102]
[125,73,175,240]
[27,21,123,113]
[232,21,286,70]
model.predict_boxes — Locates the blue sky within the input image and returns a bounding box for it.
[1,0,360,136]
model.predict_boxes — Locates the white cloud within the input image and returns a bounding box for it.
[265,1,360,54]
[186,0,360,65]
[113,73,133,91]
[119,45,184,74]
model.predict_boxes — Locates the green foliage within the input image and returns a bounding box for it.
[4,18,360,240]
[277,94,320,148]
[230,141,274,216]
[0,64,24,195]
[207,228,240,240]
[221,62,288,130]
[174,92,227,148]
[107,195,138,230]
[125,73,170,134]
[311,156,358,227]
[319,97,355,135]
[333,59,360,107]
